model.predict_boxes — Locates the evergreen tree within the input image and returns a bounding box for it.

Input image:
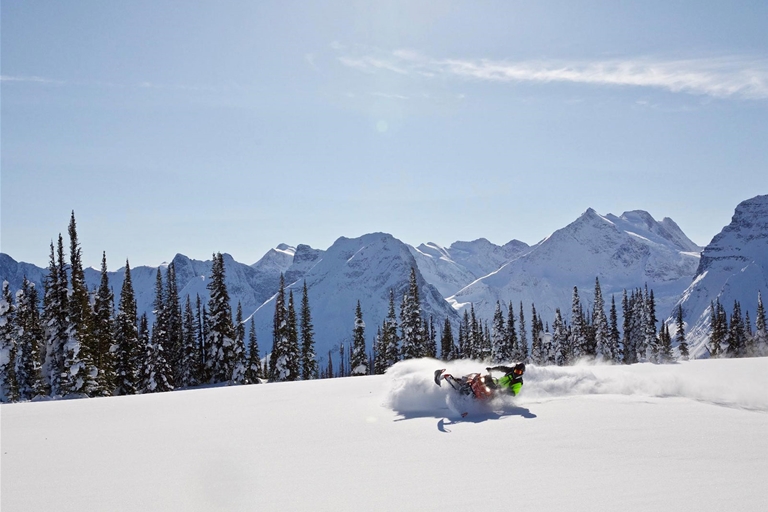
[15,277,45,400]
[0,281,20,402]
[61,212,97,396]
[518,302,528,362]
[300,281,317,380]
[270,273,298,381]
[571,287,586,359]
[530,303,545,365]
[425,316,437,359]
[42,238,68,396]
[471,304,490,361]
[113,261,140,396]
[645,288,659,363]
[283,290,301,381]
[726,301,746,358]
[708,300,724,358]
[551,308,567,365]
[593,278,611,362]
[506,302,519,362]
[630,290,646,363]
[92,252,115,395]
[440,318,455,361]
[206,253,237,383]
[621,289,634,364]
[350,301,368,376]
[608,295,621,364]
[754,291,767,356]
[246,318,262,383]
[165,262,184,386]
[383,289,400,367]
[150,268,173,388]
[676,304,688,360]
[400,268,425,360]
[458,310,470,359]
[229,302,247,385]
[490,301,509,363]
[138,313,172,393]
[659,323,673,363]
[181,295,200,387]
[196,295,207,381]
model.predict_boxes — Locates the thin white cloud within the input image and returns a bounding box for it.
[337,50,768,100]
[0,75,66,85]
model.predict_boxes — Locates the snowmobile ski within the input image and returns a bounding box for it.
[434,368,446,386]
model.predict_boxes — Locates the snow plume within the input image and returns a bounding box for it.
[384,358,768,417]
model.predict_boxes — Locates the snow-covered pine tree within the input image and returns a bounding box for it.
[593,278,611,362]
[165,262,184,387]
[61,212,97,397]
[630,290,647,363]
[676,304,688,360]
[229,302,247,385]
[300,281,317,380]
[506,302,519,363]
[529,303,544,365]
[283,290,300,381]
[726,301,746,358]
[15,277,45,400]
[138,312,172,393]
[269,273,294,382]
[180,295,200,387]
[206,253,237,383]
[754,291,767,356]
[621,289,634,364]
[383,289,400,367]
[42,238,68,396]
[659,322,673,363]
[609,295,621,364]
[645,288,659,363]
[150,268,173,389]
[400,268,425,360]
[471,305,490,361]
[425,316,437,359]
[490,301,509,363]
[113,260,140,396]
[246,318,262,383]
[570,287,586,360]
[458,310,470,359]
[551,308,567,366]
[0,281,20,402]
[708,300,724,358]
[350,301,368,376]
[440,318,455,361]
[518,302,528,362]
[92,252,115,395]
[196,295,206,381]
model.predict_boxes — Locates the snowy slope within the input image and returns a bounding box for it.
[448,208,701,326]
[3,357,767,512]
[409,238,530,298]
[249,233,461,366]
[675,195,768,356]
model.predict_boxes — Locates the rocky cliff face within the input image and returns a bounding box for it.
[676,195,768,356]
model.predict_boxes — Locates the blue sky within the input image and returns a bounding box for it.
[2,1,767,268]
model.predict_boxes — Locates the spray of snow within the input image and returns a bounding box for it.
[384,357,768,417]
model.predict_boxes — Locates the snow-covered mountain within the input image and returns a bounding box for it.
[248,233,461,365]
[448,208,701,326]
[674,195,768,357]
[408,238,530,298]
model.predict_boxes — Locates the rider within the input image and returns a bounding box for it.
[486,363,525,396]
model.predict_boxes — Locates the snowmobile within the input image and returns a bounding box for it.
[433,368,497,401]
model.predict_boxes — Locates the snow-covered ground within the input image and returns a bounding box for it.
[2,358,767,511]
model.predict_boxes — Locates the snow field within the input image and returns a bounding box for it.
[2,358,767,511]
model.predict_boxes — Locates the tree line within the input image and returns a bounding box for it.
[2,213,767,401]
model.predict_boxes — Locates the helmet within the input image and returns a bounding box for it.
[513,362,525,376]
